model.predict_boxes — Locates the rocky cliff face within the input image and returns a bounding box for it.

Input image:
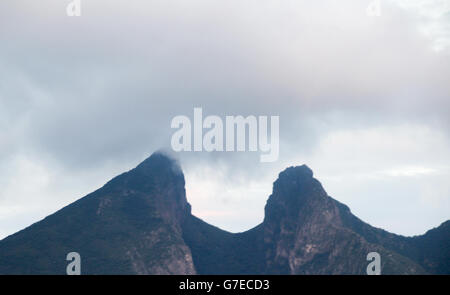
[261,165,425,274]
[0,152,448,274]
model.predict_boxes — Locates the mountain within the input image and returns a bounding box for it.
[0,154,195,274]
[0,152,448,274]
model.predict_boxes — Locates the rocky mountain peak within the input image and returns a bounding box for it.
[98,151,191,229]
[133,152,185,188]
[271,165,320,196]
[279,164,314,178]
[104,152,187,202]
[264,164,328,223]
[136,152,183,175]
[0,153,447,275]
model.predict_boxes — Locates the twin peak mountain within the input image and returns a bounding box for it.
[0,152,448,274]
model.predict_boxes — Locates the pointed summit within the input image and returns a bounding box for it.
[136,151,182,175]
[103,151,188,211]
[265,165,328,220]
[0,150,195,274]
[271,165,318,197]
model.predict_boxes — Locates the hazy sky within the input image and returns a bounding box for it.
[0,0,449,239]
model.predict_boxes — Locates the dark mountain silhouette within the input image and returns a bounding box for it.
[0,152,448,274]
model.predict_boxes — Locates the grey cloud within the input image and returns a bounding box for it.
[0,0,449,237]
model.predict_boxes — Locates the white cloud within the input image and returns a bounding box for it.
[383,166,437,177]
[185,162,272,232]
[391,0,450,51]
[302,123,450,235]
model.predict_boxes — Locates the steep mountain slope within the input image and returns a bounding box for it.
[260,165,425,274]
[0,152,448,274]
[0,154,195,274]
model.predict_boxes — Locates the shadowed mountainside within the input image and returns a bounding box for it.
[0,152,448,274]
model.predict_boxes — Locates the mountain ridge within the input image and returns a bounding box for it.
[0,152,448,274]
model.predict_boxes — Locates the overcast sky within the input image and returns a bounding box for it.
[0,0,449,239]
